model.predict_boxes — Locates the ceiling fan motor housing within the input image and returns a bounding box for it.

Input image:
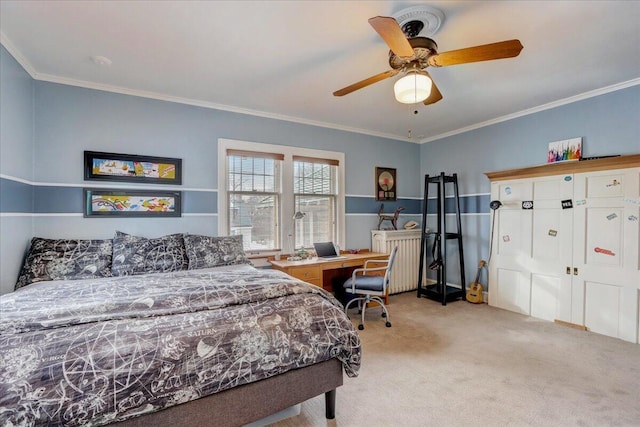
[388,37,438,70]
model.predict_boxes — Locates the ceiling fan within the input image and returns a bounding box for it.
[333,11,523,105]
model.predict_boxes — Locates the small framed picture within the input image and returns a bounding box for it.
[84,188,182,218]
[84,151,182,185]
[547,138,582,163]
[375,167,397,201]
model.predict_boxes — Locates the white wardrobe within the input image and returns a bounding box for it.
[486,155,640,343]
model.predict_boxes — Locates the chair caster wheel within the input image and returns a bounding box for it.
[381,312,387,318]
[358,324,364,330]
[385,322,392,328]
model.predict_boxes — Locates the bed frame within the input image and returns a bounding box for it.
[111,358,343,427]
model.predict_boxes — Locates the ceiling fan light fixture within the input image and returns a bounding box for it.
[394,70,432,104]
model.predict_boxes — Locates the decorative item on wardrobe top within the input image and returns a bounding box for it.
[547,137,582,164]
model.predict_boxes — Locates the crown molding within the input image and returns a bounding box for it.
[35,71,410,143]
[0,31,38,78]
[419,78,640,144]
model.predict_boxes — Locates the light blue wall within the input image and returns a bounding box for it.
[420,85,640,289]
[0,46,34,293]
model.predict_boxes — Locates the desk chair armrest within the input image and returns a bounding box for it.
[363,259,389,270]
[351,265,388,282]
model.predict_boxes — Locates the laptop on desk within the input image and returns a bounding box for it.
[313,242,347,260]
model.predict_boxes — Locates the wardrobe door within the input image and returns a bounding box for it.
[529,175,574,322]
[573,168,640,343]
[489,180,533,314]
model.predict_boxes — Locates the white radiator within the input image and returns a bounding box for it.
[371,229,422,294]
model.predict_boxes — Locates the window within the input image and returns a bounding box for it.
[219,139,345,254]
[227,150,283,251]
[293,156,338,248]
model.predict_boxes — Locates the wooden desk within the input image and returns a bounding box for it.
[269,252,388,292]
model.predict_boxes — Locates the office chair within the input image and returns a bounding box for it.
[343,245,398,330]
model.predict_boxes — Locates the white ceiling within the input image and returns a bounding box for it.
[1,1,639,143]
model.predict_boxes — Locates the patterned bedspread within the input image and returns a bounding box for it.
[0,265,361,426]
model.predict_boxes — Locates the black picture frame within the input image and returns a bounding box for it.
[375,167,397,201]
[83,188,182,218]
[84,151,182,185]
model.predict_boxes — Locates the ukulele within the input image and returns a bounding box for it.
[466,260,486,304]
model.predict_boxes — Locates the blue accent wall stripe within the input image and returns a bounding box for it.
[346,197,422,214]
[0,178,32,212]
[34,186,80,213]
[183,190,217,214]
[345,195,490,214]
[424,194,491,214]
[2,179,489,215]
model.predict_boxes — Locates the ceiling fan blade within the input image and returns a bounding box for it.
[368,16,415,59]
[428,39,523,67]
[333,69,399,97]
[423,74,443,105]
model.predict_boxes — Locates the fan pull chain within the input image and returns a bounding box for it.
[407,101,419,140]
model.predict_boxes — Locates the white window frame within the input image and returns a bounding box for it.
[218,139,345,255]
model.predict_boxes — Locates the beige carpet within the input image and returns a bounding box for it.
[269,292,640,427]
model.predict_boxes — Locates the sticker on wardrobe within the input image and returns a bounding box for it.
[594,247,615,256]
[623,197,640,205]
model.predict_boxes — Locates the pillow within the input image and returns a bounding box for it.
[111,231,188,276]
[183,234,252,270]
[15,238,113,290]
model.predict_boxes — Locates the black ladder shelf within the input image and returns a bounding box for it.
[417,172,466,305]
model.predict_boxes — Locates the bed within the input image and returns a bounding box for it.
[0,233,361,426]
